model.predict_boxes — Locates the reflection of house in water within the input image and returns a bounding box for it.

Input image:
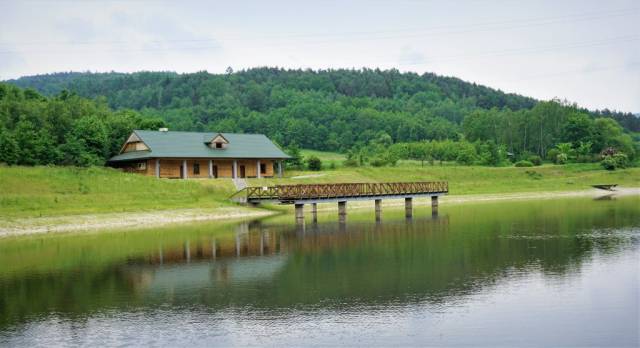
[139,257,289,293]
[122,216,451,294]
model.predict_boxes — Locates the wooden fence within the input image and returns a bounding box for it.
[245,181,448,202]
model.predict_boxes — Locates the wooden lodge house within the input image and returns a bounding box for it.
[108,129,290,179]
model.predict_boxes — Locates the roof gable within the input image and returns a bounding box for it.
[206,133,229,144]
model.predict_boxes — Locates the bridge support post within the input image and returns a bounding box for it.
[311,203,318,223]
[405,197,413,218]
[338,201,347,224]
[295,203,304,224]
[431,196,439,216]
[375,199,382,222]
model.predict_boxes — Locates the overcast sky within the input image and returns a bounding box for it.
[0,0,638,112]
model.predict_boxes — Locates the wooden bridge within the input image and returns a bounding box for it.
[238,181,448,222]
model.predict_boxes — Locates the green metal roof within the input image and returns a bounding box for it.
[108,130,290,162]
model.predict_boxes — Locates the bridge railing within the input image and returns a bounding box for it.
[246,181,448,202]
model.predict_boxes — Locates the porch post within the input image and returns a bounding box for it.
[257,159,261,179]
[278,160,283,178]
[232,160,238,179]
[155,159,160,178]
[208,159,213,178]
[182,159,188,179]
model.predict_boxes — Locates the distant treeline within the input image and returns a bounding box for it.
[3,68,639,167]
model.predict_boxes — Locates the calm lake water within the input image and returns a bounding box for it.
[0,196,639,347]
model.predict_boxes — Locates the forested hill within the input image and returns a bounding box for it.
[6,68,639,155]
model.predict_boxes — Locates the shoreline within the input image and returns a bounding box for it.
[1,187,638,238]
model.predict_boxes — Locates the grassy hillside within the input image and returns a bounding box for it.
[0,166,235,219]
[1,161,638,220]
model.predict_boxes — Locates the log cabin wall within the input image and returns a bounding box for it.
[263,160,274,177]
[116,158,277,178]
[186,159,209,179]
[215,160,233,178]
[158,159,182,178]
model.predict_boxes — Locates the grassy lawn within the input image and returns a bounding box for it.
[249,162,640,195]
[300,149,346,167]
[0,166,236,219]
[1,160,638,220]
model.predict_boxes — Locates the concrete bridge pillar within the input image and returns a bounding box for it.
[311,203,318,223]
[431,196,439,216]
[295,203,304,224]
[375,199,382,222]
[338,201,347,224]
[405,197,413,218]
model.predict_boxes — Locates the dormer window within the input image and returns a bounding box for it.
[207,133,229,149]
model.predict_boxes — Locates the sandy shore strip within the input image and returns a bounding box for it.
[1,187,638,237]
[0,206,276,238]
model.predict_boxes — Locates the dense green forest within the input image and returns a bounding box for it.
[2,68,639,168]
[0,83,165,166]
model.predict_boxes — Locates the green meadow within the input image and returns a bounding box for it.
[0,156,638,220]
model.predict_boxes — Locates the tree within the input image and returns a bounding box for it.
[285,143,303,169]
[0,127,18,165]
[576,141,593,162]
[562,113,594,147]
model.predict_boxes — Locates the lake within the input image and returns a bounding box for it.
[0,195,638,347]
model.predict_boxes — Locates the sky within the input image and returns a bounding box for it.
[0,0,638,112]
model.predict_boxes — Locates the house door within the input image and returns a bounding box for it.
[179,164,184,179]
[212,165,218,178]
[239,165,246,178]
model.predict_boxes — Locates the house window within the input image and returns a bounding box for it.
[260,163,267,174]
[193,163,200,175]
[215,142,223,149]
[136,162,147,171]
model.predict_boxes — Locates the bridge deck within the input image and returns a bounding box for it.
[244,181,448,204]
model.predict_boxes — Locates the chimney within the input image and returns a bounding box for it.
[159,128,168,132]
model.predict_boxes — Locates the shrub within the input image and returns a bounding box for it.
[456,148,477,165]
[528,155,542,166]
[546,149,560,163]
[306,155,322,171]
[515,160,534,167]
[601,153,629,171]
[370,157,387,167]
[328,161,336,170]
[614,153,629,168]
[556,153,568,164]
[601,156,617,170]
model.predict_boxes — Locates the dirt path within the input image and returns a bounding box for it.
[1,187,637,237]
